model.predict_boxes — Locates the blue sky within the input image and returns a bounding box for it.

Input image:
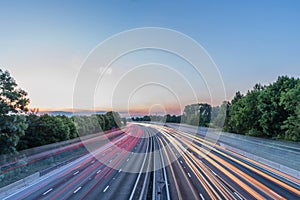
[1,1,299,113]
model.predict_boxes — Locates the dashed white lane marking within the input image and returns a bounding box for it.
[211,170,217,176]
[97,169,102,174]
[73,171,79,175]
[180,160,183,164]
[118,169,122,173]
[42,188,53,195]
[126,158,129,162]
[187,173,191,178]
[234,192,243,200]
[73,186,82,194]
[91,160,95,164]
[109,159,112,163]
[199,193,205,200]
[103,185,110,192]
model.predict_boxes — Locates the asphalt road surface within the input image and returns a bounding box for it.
[4,123,300,200]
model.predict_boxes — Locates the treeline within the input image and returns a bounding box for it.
[182,103,212,127]
[0,69,124,154]
[131,76,300,141]
[1,67,299,155]
[16,112,123,151]
[224,76,300,141]
[131,114,181,123]
[131,104,212,127]
[182,76,300,141]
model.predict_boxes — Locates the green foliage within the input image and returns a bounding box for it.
[131,114,181,123]
[105,111,122,129]
[57,115,78,139]
[211,101,229,128]
[225,76,300,141]
[0,69,29,154]
[18,114,70,149]
[132,116,151,121]
[279,82,300,141]
[165,114,181,123]
[17,111,123,150]
[0,69,130,153]
[226,84,264,135]
[258,76,298,138]
[72,111,122,136]
[72,115,99,136]
[182,103,211,127]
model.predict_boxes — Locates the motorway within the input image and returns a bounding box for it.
[4,123,300,200]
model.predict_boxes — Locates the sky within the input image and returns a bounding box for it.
[1,1,299,115]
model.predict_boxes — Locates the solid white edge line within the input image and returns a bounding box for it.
[2,135,129,200]
[129,134,150,200]
[157,136,171,200]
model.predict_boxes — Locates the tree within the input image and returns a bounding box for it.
[95,114,106,131]
[57,115,78,139]
[280,82,300,141]
[227,84,264,135]
[17,114,39,150]
[106,111,122,129]
[18,114,70,149]
[212,101,229,128]
[258,76,298,138]
[72,115,98,135]
[224,76,300,141]
[182,103,211,127]
[0,69,29,154]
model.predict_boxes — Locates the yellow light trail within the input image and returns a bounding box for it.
[172,128,300,197]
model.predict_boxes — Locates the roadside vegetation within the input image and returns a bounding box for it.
[1,68,299,157]
[224,76,300,141]
[16,112,123,152]
[0,69,123,155]
[133,76,300,141]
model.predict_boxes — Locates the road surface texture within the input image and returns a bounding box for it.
[3,123,300,200]
[167,123,300,172]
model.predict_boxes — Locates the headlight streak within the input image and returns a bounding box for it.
[159,129,235,200]
[158,135,200,200]
[169,127,300,196]
[149,124,300,200]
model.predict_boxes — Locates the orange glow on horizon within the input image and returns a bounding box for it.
[32,106,183,116]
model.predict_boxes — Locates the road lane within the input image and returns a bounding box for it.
[154,124,300,200]
[3,123,299,200]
